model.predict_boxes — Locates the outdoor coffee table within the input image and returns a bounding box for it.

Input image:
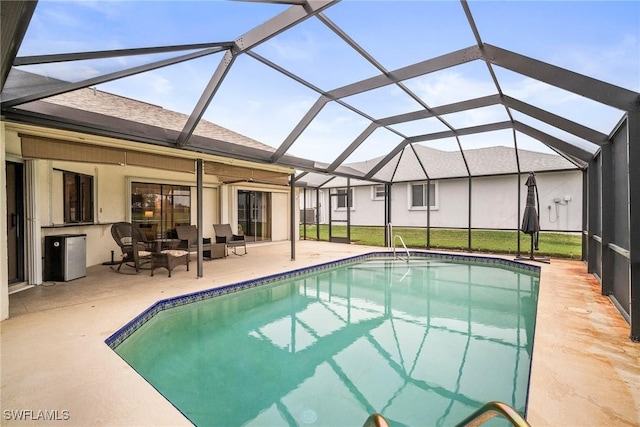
[150,249,190,277]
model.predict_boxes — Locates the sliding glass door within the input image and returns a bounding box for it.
[237,190,271,242]
[131,182,190,239]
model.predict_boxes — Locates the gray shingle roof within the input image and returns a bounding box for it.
[32,76,577,184]
[45,87,276,152]
[345,144,577,182]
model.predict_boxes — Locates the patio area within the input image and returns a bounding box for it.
[1,240,638,426]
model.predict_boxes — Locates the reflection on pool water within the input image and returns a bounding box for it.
[109,254,540,427]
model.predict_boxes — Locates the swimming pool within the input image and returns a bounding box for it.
[107,252,540,426]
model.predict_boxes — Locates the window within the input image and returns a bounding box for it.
[131,182,191,238]
[410,182,437,209]
[335,188,353,209]
[372,185,385,200]
[64,171,94,223]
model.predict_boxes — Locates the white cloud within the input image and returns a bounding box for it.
[22,63,100,82]
[408,70,496,107]
[265,32,319,63]
[552,34,640,91]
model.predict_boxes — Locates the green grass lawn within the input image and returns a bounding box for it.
[299,225,582,259]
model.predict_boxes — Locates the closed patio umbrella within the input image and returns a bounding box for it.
[521,173,540,240]
[517,172,549,263]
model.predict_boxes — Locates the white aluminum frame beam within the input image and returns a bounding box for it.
[3,47,229,108]
[176,0,337,147]
[482,44,640,113]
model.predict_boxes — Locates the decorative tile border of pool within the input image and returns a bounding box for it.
[105,251,540,349]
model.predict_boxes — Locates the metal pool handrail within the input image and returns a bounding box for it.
[454,401,531,427]
[393,235,410,262]
[362,401,529,427]
[362,413,390,427]
[387,223,410,262]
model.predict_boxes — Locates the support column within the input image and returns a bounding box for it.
[517,172,521,257]
[600,143,614,296]
[468,176,472,252]
[315,188,320,241]
[581,169,588,263]
[196,159,203,278]
[384,183,391,247]
[346,178,351,243]
[628,112,640,341]
[302,187,307,240]
[426,179,431,249]
[587,157,599,274]
[290,173,296,261]
[25,159,42,286]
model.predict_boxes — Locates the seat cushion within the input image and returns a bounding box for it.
[161,250,189,257]
[123,250,152,259]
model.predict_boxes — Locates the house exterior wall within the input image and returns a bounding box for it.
[470,175,519,229]
[39,159,222,268]
[419,179,470,228]
[312,170,583,231]
[529,171,583,231]
[2,123,293,296]
[271,191,290,242]
[226,183,292,242]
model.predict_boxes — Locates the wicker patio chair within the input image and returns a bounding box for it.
[175,225,224,260]
[110,222,153,273]
[213,223,247,256]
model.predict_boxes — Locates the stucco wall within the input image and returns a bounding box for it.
[271,192,290,241]
[317,170,583,231]
[226,184,292,242]
[3,125,293,280]
[38,159,222,267]
[469,175,519,229]
[531,171,583,231]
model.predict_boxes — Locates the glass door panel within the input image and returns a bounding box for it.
[131,182,190,239]
[238,190,271,242]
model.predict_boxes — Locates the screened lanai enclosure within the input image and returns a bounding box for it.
[1,1,638,340]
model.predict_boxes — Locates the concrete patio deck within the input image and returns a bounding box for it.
[1,240,638,426]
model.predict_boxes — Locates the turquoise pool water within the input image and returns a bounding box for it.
[110,254,539,426]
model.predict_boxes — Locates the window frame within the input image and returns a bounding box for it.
[408,181,438,211]
[334,187,354,211]
[130,181,192,239]
[63,170,94,224]
[371,185,385,201]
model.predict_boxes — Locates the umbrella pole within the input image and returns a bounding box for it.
[514,172,551,264]
[515,232,550,263]
[530,234,534,259]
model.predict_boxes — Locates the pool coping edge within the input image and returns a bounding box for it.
[105,250,540,349]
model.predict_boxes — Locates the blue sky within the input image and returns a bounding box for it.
[16,1,640,163]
